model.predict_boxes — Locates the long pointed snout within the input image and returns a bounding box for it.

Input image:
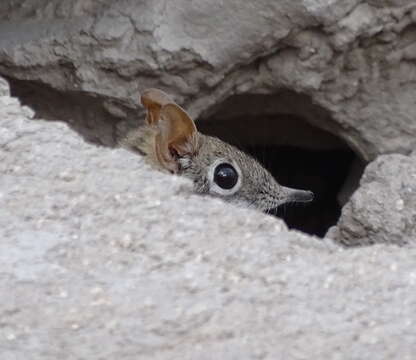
[282,186,314,203]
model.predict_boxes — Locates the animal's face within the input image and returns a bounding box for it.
[122,88,314,212]
[179,135,313,211]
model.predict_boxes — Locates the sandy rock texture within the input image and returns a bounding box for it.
[1,0,416,159]
[2,77,416,359]
[328,153,416,246]
[2,0,416,355]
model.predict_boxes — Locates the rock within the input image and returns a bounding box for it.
[0,1,416,159]
[0,75,9,96]
[327,154,416,246]
[2,77,416,359]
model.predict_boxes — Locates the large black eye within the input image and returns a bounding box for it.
[214,163,238,190]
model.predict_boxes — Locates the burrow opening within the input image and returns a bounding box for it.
[7,77,366,237]
[197,92,367,237]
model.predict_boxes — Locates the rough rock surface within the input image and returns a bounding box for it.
[1,1,416,160]
[2,78,416,359]
[328,153,416,246]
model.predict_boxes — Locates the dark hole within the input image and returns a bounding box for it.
[197,93,366,237]
[245,145,355,237]
[5,77,365,236]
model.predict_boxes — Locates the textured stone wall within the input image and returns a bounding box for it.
[2,1,416,357]
[1,1,416,159]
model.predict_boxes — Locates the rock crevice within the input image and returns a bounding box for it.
[1,1,416,160]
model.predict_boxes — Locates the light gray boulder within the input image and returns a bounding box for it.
[2,77,416,359]
[1,1,416,160]
[327,153,416,246]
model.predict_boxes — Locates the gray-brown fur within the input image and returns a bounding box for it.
[177,134,304,211]
[121,88,314,212]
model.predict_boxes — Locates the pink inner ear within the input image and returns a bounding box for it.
[140,89,199,173]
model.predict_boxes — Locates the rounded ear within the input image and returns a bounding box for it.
[140,88,173,125]
[160,103,197,155]
[154,103,199,173]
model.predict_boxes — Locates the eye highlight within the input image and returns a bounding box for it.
[213,163,238,190]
